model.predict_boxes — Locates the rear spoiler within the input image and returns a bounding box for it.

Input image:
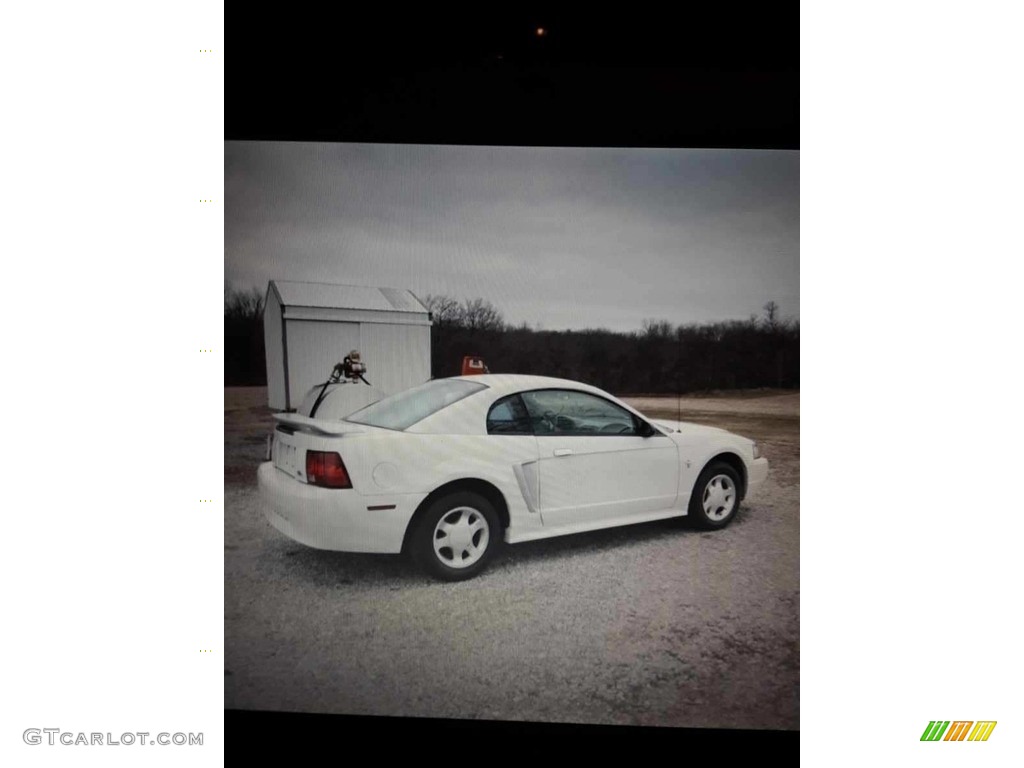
[272,413,366,437]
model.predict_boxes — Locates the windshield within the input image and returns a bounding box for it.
[345,379,488,430]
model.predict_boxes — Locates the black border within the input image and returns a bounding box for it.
[225,6,798,149]
[226,709,797,760]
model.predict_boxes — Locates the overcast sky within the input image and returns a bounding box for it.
[226,143,798,332]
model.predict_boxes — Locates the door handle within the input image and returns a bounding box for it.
[553,448,574,457]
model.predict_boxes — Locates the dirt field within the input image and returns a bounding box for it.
[225,387,799,729]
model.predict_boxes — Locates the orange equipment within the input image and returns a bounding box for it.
[461,356,489,375]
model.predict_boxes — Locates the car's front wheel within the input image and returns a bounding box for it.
[688,462,742,530]
[409,491,501,581]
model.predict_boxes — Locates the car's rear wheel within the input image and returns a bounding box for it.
[688,462,742,530]
[410,491,501,581]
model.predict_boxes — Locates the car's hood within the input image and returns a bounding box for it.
[651,419,733,438]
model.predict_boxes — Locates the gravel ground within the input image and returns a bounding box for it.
[225,387,799,729]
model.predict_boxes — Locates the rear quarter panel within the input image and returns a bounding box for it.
[327,430,541,533]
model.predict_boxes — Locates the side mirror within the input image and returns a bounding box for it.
[637,420,657,438]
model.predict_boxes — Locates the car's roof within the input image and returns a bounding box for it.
[449,373,607,397]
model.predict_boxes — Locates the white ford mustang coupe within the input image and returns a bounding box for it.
[258,374,768,581]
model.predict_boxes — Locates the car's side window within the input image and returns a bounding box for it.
[519,389,642,436]
[486,394,535,435]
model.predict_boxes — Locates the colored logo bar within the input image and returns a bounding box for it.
[921,721,996,742]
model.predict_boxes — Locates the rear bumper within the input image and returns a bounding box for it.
[745,457,770,499]
[257,462,424,554]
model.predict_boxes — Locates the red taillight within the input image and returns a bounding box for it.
[305,451,352,489]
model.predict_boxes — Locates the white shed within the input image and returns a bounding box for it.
[263,280,432,411]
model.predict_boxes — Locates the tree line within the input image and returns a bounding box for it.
[225,285,267,386]
[224,286,799,392]
[423,295,799,393]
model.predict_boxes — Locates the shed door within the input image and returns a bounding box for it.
[284,321,360,410]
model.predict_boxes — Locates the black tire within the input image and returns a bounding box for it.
[409,491,502,581]
[687,461,742,530]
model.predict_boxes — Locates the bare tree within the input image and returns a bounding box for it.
[460,297,505,332]
[641,318,673,339]
[224,284,267,386]
[225,284,265,321]
[423,294,464,328]
[763,300,780,331]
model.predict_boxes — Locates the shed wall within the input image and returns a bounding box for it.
[264,289,287,410]
[281,306,429,325]
[359,322,432,397]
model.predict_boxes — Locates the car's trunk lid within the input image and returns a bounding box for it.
[268,414,388,483]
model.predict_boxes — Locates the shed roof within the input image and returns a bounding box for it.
[269,280,428,314]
